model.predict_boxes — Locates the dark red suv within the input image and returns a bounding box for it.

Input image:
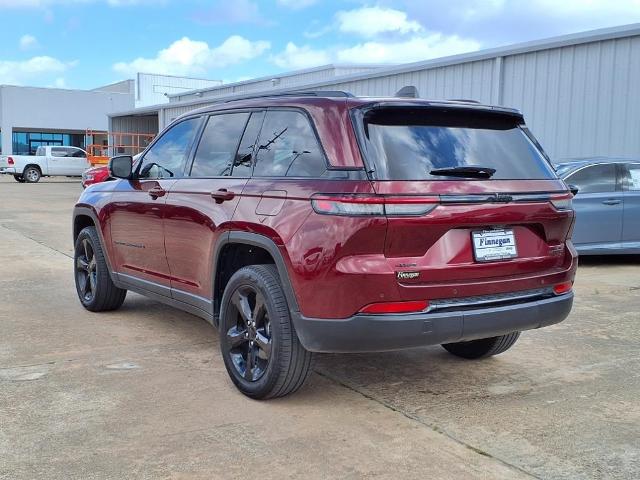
[73,91,577,399]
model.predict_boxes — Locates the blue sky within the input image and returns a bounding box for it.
[1,0,640,90]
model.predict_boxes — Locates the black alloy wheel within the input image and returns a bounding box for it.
[219,265,314,399]
[76,237,97,303]
[73,226,126,312]
[225,285,272,382]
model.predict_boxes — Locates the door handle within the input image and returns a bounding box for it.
[602,199,621,205]
[148,187,166,199]
[211,189,235,203]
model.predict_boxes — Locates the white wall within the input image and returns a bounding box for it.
[0,85,134,154]
[136,73,221,108]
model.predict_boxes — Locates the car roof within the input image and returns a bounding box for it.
[553,157,639,168]
[181,91,523,119]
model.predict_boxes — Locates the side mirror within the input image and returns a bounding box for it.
[109,155,133,179]
[568,184,579,196]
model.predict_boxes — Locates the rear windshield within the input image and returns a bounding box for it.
[359,107,557,180]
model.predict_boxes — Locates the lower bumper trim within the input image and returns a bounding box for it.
[292,292,573,353]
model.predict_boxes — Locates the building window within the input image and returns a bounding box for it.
[12,131,85,156]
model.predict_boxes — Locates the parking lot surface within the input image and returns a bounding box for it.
[1,177,638,480]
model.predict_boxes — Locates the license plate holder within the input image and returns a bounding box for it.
[472,229,517,262]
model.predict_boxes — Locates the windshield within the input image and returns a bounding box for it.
[359,107,557,181]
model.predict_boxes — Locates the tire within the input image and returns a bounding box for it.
[74,226,127,312]
[442,332,521,359]
[23,166,41,183]
[219,264,314,399]
[13,175,25,183]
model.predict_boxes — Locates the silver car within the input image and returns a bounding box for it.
[554,158,640,254]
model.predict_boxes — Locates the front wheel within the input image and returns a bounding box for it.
[13,175,25,183]
[442,332,521,359]
[74,226,127,312]
[219,265,314,399]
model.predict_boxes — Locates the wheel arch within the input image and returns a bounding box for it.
[23,163,42,173]
[212,232,300,326]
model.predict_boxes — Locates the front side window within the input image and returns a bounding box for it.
[138,117,201,179]
[359,107,557,180]
[253,111,327,177]
[565,164,617,194]
[190,113,249,177]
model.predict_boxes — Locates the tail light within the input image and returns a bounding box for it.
[7,157,14,165]
[553,281,573,295]
[311,195,439,216]
[359,300,429,314]
[550,193,573,211]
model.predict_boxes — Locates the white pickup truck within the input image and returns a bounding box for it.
[0,146,91,183]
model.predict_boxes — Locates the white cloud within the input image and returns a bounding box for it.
[336,34,480,64]
[19,34,39,50]
[336,6,423,38]
[270,42,331,70]
[113,36,270,77]
[0,56,71,85]
[276,0,316,9]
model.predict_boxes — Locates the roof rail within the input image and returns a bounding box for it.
[223,90,354,103]
[448,98,481,104]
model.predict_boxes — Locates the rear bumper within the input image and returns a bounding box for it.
[0,167,16,174]
[292,292,573,353]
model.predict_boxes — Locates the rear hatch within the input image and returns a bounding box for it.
[353,103,574,296]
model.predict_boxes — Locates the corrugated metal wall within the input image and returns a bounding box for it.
[501,36,640,159]
[111,114,158,135]
[146,28,640,161]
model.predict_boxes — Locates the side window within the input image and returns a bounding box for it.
[566,164,617,194]
[624,164,640,191]
[71,148,86,158]
[138,117,201,179]
[190,113,249,177]
[253,110,327,177]
[51,147,68,157]
[231,111,265,177]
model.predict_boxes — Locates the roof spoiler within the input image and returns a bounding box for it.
[395,86,419,98]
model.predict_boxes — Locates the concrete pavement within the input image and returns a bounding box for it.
[1,176,638,479]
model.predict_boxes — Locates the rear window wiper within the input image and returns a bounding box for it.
[429,166,496,179]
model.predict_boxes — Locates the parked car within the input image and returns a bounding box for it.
[82,154,141,188]
[72,90,577,399]
[0,146,90,183]
[554,157,640,254]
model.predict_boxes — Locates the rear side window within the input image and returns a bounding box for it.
[623,164,640,191]
[565,164,617,194]
[360,107,557,180]
[51,147,69,157]
[138,117,201,179]
[190,113,249,177]
[253,110,327,177]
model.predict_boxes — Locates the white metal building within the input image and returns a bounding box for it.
[0,73,223,156]
[110,23,640,161]
[0,81,135,156]
[135,73,222,108]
